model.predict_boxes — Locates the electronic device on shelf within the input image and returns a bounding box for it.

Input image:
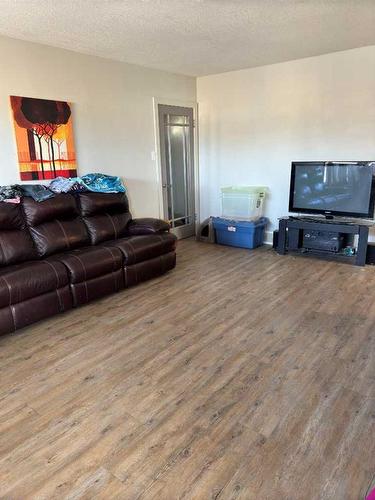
[302,230,345,253]
[289,161,375,220]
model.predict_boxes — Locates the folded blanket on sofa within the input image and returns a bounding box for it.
[49,176,87,193]
[50,174,125,194]
[79,173,126,193]
[0,174,125,204]
[0,185,23,202]
[21,184,55,202]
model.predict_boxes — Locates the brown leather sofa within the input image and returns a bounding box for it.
[0,192,176,336]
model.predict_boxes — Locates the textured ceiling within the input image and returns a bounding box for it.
[0,0,374,76]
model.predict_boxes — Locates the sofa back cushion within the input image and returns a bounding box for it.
[78,192,131,244]
[0,202,37,265]
[23,194,89,257]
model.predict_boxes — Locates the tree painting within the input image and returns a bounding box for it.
[10,96,77,181]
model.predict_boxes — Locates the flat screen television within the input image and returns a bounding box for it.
[289,161,375,219]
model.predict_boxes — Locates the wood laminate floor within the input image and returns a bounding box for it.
[0,239,374,499]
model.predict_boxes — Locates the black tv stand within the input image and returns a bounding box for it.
[277,216,371,266]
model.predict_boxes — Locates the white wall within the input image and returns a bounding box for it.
[197,46,375,241]
[0,35,196,217]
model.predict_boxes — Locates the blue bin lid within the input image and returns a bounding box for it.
[212,216,268,227]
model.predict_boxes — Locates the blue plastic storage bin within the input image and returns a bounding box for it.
[212,217,268,249]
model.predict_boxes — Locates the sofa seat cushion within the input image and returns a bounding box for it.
[0,260,68,308]
[50,246,123,284]
[102,233,177,265]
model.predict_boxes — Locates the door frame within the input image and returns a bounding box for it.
[152,97,200,235]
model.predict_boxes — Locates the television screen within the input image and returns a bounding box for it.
[289,161,375,218]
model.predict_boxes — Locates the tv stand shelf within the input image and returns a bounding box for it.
[277,216,371,266]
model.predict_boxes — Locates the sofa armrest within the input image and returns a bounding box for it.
[127,218,171,236]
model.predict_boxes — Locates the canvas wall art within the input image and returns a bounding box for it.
[10,96,77,181]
